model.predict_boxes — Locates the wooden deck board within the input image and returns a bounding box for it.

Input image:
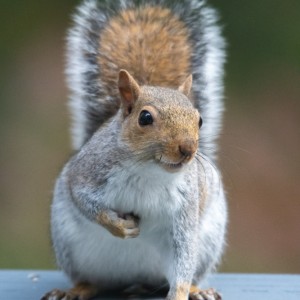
[0,270,299,300]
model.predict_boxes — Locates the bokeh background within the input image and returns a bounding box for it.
[0,1,299,273]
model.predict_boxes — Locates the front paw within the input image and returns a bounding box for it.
[97,211,140,239]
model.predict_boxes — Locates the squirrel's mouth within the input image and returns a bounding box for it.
[156,157,185,172]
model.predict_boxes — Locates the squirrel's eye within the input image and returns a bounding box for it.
[199,117,203,128]
[139,110,153,126]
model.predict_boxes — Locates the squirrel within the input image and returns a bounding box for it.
[42,1,227,300]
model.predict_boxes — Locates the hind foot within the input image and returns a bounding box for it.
[41,282,99,300]
[189,285,222,300]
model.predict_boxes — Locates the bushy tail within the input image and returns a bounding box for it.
[66,0,225,161]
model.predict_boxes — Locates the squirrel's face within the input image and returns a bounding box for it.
[118,70,201,173]
[122,100,200,172]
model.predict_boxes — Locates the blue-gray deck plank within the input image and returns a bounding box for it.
[0,270,300,300]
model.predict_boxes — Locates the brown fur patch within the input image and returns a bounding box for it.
[174,282,190,300]
[98,6,192,97]
[189,284,201,295]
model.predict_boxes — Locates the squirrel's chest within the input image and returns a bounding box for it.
[103,162,187,218]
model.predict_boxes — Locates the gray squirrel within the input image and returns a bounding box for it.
[42,0,227,299]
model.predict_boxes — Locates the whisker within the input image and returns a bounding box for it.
[194,154,208,196]
[146,282,169,296]
[195,152,223,196]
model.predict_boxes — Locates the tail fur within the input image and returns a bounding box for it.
[66,0,225,161]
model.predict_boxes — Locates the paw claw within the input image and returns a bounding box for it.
[115,214,140,238]
[42,284,98,300]
[190,293,205,300]
[189,288,221,300]
[41,289,66,300]
[123,227,140,238]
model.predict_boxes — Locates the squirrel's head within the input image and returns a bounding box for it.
[118,70,201,173]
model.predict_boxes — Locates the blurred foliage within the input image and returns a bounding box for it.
[0,1,299,272]
[211,0,300,93]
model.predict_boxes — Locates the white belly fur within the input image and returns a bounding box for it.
[54,161,188,287]
[69,214,170,287]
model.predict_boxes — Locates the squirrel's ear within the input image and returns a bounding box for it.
[178,74,193,97]
[118,69,140,115]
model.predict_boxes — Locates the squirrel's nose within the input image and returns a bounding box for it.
[179,141,197,160]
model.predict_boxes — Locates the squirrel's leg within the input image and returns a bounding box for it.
[66,175,140,238]
[41,282,100,300]
[165,205,199,300]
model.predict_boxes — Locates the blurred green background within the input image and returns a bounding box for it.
[0,1,299,273]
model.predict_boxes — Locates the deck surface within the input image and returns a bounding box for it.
[0,270,300,300]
